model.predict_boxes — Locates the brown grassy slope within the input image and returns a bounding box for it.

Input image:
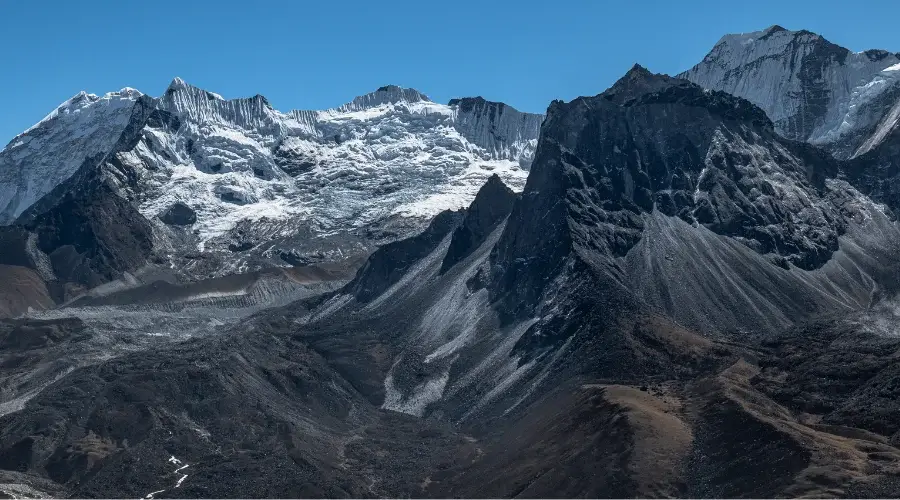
[0,265,52,318]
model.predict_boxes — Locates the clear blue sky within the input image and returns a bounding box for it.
[1,0,898,144]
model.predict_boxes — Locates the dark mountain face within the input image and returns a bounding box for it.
[845,124,900,211]
[440,174,516,274]
[489,66,900,340]
[503,65,840,270]
[346,209,464,303]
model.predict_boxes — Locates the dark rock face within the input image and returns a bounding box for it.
[0,171,154,300]
[0,98,160,301]
[487,67,900,343]
[347,209,464,303]
[843,122,900,211]
[159,202,197,226]
[272,141,317,176]
[492,63,848,320]
[31,182,154,289]
[440,175,516,273]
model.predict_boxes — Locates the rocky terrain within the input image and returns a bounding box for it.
[2,25,900,499]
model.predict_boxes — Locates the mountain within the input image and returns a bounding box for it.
[0,81,542,304]
[6,64,900,498]
[296,64,900,494]
[6,27,900,499]
[681,25,900,159]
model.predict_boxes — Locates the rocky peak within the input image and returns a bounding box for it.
[441,174,516,273]
[347,209,464,303]
[705,25,848,66]
[165,76,190,93]
[490,65,850,322]
[448,96,514,115]
[862,49,896,62]
[339,85,431,112]
[680,26,900,157]
[603,63,685,104]
[158,76,284,138]
[0,87,144,224]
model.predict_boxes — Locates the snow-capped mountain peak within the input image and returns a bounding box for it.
[167,76,189,91]
[339,85,431,112]
[0,78,543,277]
[18,87,145,139]
[681,26,900,158]
[0,87,144,223]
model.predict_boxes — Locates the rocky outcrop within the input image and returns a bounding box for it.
[489,66,900,337]
[159,202,197,226]
[346,209,464,303]
[440,174,516,273]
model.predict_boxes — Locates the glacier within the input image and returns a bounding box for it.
[0,79,543,273]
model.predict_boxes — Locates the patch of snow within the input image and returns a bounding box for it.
[382,362,450,417]
[144,455,190,498]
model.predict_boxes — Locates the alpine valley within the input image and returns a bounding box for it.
[3,25,900,498]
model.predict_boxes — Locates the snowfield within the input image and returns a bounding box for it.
[0,80,543,254]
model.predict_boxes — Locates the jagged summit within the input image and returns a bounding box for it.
[602,63,684,103]
[596,64,772,128]
[440,173,516,274]
[447,96,529,114]
[338,85,431,112]
[167,76,188,91]
[681,26,900,158]
[711,25,841,53]
[0,87,143,223]
[625,62,652,76]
